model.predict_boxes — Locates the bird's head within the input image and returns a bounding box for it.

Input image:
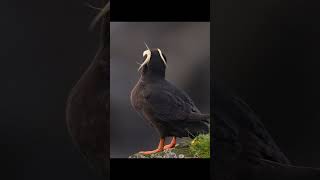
[137,44,167,78]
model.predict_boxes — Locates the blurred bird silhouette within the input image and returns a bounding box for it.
[66,0,109,177]
[213,80,320,179]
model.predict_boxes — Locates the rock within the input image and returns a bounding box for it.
[129,134,210,158]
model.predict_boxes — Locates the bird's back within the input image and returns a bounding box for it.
[131,78,209,137]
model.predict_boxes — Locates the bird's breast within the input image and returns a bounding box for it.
[130,80,145,111]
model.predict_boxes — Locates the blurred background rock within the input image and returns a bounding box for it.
[110,22,210,158]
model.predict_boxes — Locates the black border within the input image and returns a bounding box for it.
[111,159,210,179]
[110,0,210,22]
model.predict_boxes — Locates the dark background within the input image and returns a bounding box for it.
[110,22,210,158]
[3,0,320,178]
[1,0,103,179]
[214,0,320,167]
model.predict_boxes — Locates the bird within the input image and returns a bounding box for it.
[66,1,109,177]
[213,81,320,179]
[130,45,210,155]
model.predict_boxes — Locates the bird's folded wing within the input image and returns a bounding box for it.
[146,90,206,122]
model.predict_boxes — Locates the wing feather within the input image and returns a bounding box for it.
[145,88,208,122]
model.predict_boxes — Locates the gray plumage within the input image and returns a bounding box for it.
[130,49,209,138]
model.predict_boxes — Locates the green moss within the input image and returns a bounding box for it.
[129,134,210,158]
[189,134,210,158]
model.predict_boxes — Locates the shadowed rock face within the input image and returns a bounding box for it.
[213,81,320,179]
[66,1,109,178]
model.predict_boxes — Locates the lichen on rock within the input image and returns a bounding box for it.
[129,134,210,158]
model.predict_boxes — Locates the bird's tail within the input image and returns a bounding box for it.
[184,120,210,138]
[188,112,210,121]
[186,112,210,137]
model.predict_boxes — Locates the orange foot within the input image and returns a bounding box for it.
[139,138,165,155]
[164,137,176,150]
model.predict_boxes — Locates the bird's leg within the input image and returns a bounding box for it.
[139,138,165,155]
[164,137,176,150]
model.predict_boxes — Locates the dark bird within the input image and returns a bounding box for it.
[130,45,210,155]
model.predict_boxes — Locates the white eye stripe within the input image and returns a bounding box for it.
[137,48,167,71]
[138,49,151,71]
[157,49,167,66]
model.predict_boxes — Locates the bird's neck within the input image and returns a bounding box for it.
[141,73,165,82]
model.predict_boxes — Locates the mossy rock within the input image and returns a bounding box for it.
[129,134,210,158]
